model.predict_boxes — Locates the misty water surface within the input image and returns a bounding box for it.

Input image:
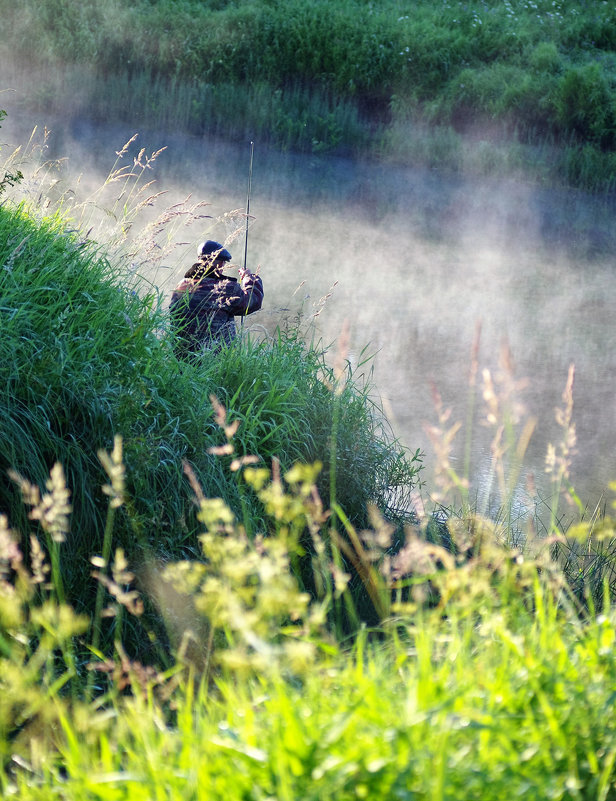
[4,111,616,519]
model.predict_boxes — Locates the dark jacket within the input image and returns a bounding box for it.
[169,269,263,359]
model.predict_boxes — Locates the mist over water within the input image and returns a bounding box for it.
[4,110,616,517]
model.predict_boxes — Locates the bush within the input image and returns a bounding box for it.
[4,0,616,189]
[555,63,616,147]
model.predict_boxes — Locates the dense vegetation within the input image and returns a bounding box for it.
[2,177,616,797]
[3,0,616,190]
[3,1,616,787]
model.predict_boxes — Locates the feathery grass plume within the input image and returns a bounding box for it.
[0,472,88,777]
[423,381,465,507]
[8,463,71,545]
[0,111,23,196]
[545,363,580,523]
[8,463,71,601]
[2,125,212,283]
[423,335,543,563]
[157,461,326,681]
[0,108,23,194]
[91,436,128,655]
[98,434,126,510]
[478,341,537,524]
[91,548,144,619]
[207,394,260,473]
[545,368,616,608]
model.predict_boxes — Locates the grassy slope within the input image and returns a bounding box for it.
[1,147,616,801]
[0,199,421,638]
[2,7,616,792]
[2,0,616,189]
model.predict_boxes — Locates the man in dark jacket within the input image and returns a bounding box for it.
[169,239,264,360]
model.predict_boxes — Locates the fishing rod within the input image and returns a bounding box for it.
[240,141,255,327]
[243,140,254,272]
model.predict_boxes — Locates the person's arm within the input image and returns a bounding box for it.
[169,278,196,308]
[226,268,263,316]
[240,269,264,315]
[169,277,200,334]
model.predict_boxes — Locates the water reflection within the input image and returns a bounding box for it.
[4,112,616,516]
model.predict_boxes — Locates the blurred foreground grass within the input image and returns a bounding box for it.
[2,449,616,799]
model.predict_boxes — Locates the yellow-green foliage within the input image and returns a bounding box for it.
[159,464,324,677]
[0,511,89,769]
[3,454,616,799]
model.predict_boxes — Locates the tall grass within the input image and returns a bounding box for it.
[3,0,616,190]
[2,432,616,798]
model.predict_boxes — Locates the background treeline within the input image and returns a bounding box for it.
[3,0,616,191]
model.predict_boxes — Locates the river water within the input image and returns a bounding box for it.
[3,109,616,522]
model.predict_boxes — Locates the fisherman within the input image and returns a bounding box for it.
[169,239,264,360]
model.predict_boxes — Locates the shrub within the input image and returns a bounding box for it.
[555,63,616,147]
[4,0,616,189]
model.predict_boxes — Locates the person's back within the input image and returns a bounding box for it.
[169,240,263,360]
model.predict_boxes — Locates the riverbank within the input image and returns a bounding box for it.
[3,0,616,192]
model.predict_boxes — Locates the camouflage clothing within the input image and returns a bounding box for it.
[169,265,263,360]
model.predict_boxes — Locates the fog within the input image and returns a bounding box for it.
[3,109,616,518]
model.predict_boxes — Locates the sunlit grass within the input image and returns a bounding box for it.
[3,441,616,799]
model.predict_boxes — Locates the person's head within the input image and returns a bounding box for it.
[185,240,232,280]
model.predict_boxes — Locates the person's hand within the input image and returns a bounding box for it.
[238,266,251,281]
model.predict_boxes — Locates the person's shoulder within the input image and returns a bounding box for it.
[174,278,195,292]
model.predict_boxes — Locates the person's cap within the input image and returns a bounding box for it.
[197,240,232,261]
